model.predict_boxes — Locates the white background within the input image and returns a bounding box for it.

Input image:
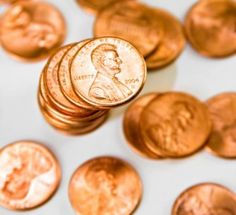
[0,0,236,214]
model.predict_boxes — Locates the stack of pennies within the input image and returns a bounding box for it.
[124,91,236,159]
[184,0,236,58]
[0,0,66,61]
[123,92,212,159]
[38,37,147,135]
[93,0,186,70]
[172,183,236,214]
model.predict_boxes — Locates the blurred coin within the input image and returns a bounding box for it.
[185,0,236,58]
[145,8,185,70]
[94,1,162,57]
[58,40,96,110]
[206,92,236,158]
[0,141,61,210]
[69,156,142,215]
[172,183,236,215]
[70,37,146,109]
[140,92,212,158]
[123,93,164,159]
[0,1,66,61]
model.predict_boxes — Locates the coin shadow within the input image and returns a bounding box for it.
[110,62,177,119]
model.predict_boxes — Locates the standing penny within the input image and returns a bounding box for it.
[145,8,185,70]
[172,183,236,215]
[123,93,164,159]
[0,1,66,61]
[206,93,236,158]
[69,156,142,215]
[184,0,236,58]
[0,141,61,210]
[94,1,162,57]
[140,92,212,158]
[70,37,146,109]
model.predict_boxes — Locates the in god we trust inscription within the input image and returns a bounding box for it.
[70,37,146,109]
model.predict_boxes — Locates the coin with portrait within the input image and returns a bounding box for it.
[0,141,61,210]
[70,37,146,108]
[0,1,66,61]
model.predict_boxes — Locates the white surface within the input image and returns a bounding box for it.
[0,0,235,214]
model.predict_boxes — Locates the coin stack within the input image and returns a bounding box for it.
[38,37,147,135]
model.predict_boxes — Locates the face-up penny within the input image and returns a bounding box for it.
[206,93,236,158]
[94,1,162,57]
[76,0,127,14]
[69,156,142,215]
[0,141,61,210]
[172,183,236,215]
[184,0,236,58]
[145,8,185,70]
[140,92,212,158]
[123,93,164,159]
[0,1,66,61]
[70,37,146,109]
[58,40,95,110]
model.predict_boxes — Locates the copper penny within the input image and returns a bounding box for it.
[184,0,236,58]
[145,8,185,70]
[172,183,236,215]
[69,156,142,215]
[140,92,212,158]
[70,37,147,109]
[76,0,128,14]
[123,93,164,159]
[0,1,66,61]
[206,92,236,158]
[43,45,94,116]
[58,40,95,110]
[0,140,61,210]
[94,1,162,57]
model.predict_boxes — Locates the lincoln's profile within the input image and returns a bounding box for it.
[89,44,132,102]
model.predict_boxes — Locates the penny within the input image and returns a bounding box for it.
[140,92,212,158]
[0,141,61,210]
[58,40,96,110]
[206,92,236,158]
[69,156,142,215]
[70,37,147,109]
[76,0,126,14]
[0,1,66,61]
[94,1,162,57]
[123,93,164,159]
[145,8,185,70]
[172,183,236,215]
[184,0,236,58]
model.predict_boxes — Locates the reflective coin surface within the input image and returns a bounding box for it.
[172,183,236,215]
[0,141,61,210]
[0,1,66,61]
[69,156,142,215]
[70,37,146,109]
[185,0,236,58]
[206,92,236,158]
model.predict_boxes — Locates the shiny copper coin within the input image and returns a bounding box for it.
[206,92,236,158]
[70,37,147,109]
[43,45,95,116]
[123,93,164,159]
[69,156,142,215]
[94,1,162,57]
[58,40,96,110]
[172,183,236,215]
[76,0,128,14]
[140,92,212,158]
[0,1,66,61]
[184,0,236,58]
[145,8,185,70]
[0,140,61,210]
